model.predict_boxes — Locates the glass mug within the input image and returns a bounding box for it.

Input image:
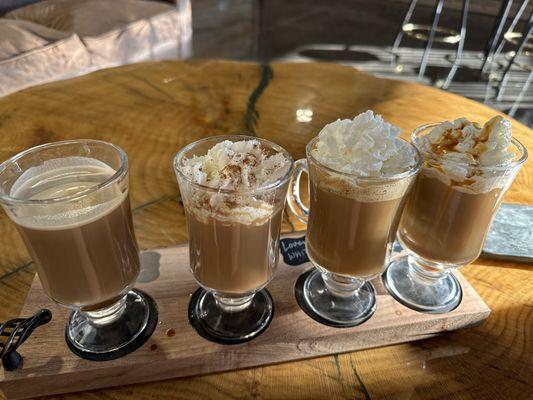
[287,136,421,326]
[174,135,293,343]
[383,123,528,313]
[0,140,155,358]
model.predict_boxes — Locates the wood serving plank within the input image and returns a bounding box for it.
[0,232,490,400]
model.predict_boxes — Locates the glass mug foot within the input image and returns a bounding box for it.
[296,269,376,327]
[188,288,274,344]
[65,289,158,360]
[383,256,462,314]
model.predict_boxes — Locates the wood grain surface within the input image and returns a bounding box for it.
[0,235,490,399]
[0,61,531,400]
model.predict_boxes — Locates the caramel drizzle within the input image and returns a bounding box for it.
[430,120,492,160]
[428,117,501,187]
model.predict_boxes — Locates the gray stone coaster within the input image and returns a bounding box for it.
[482,203,533,263]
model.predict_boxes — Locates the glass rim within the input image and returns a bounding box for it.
[0,139,128,206]
[305,135,422,182]
[173,134,295,194]
[412,122,529,169]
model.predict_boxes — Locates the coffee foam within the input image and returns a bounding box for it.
[313,167,413,203]
[417,116,515,194]
[8,158,125,230]
[12,197,126,230]
[419,165,509,194]
[311,111,417,177]
[186,195,275,226]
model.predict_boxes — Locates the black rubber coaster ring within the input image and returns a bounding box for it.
[188,287,274,345]
[294,269,375,328]
[65,289,159,361]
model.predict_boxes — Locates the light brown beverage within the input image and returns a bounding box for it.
[398,173,503,265]
[187,208,282,295]
[306,182,406,278]
[10,164,140,310]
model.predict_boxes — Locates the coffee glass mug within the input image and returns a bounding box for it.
[0,140,155,359]
[383,123,528,313]
[174,135,293,343]
[287,136,421,326]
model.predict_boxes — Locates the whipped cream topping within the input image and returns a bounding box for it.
[419,116,513,166]
[179,139,290,225]
[181,139,290,191]
[311,110,417,177]
[417,116,515,192]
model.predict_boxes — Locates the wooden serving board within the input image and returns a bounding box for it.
[0,232,490,400]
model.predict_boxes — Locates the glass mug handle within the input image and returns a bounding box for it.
[287,159,309,224]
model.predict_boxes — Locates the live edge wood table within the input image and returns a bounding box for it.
[0,61,531,400]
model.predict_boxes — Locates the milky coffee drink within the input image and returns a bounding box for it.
[9,160,140,310]
[307,184,407,277]
[398,116,515,265]
[180,140,290,295]
[306,111,418,278]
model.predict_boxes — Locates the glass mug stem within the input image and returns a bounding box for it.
[321,270,365,298]
[383,254,463,314]
[407,255,452,285]
[213,293,255,312]
[82,295,128,326]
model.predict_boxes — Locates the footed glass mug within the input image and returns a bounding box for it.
[0,140,155,359]
[287,136,421,326]
[174,135,293,343]
[383,123,528,313]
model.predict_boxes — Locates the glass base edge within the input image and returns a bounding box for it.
[65,289,159,361]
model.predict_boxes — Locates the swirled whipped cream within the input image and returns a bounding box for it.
[181,139,290,191]
[311,110,417,177]
[417,116,515,192]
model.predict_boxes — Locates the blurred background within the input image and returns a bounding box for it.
[1,0,532,126]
